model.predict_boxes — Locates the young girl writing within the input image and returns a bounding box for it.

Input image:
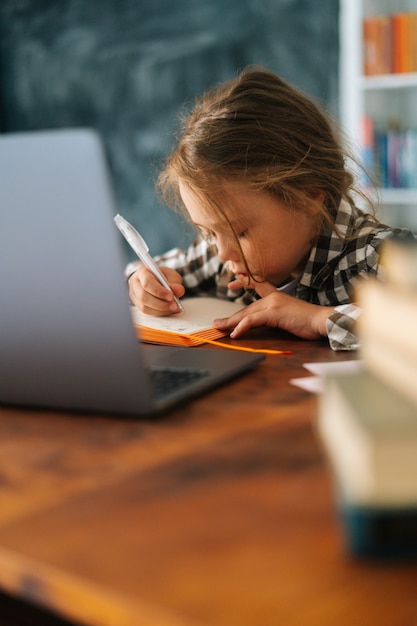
[127,66,414,351]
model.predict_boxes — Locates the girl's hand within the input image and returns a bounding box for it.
[128,266,185,315]
[214,280,333,340]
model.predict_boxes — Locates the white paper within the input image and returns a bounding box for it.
[131,297,243,334]
[290,376,325,394]
[303,360,363,376]
[290,359,363,394]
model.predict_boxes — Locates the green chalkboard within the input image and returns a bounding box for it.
[0,0,339,256]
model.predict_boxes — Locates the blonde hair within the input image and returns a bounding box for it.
[157,65,369,236]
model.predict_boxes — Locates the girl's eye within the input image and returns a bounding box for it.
[198,227,216,241]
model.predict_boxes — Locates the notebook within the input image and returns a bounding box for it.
[130,297,244,346]
[0,128,264,417]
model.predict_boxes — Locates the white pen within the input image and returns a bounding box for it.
[114,213,184,312]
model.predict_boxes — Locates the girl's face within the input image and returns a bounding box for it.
[179,181,319,288]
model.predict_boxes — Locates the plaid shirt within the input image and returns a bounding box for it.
[127,201,414,350]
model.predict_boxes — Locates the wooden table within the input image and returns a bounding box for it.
[0,330,416,626]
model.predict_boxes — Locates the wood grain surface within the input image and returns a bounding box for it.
[0,330,416,626]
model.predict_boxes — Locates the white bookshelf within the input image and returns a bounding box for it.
[339,0,417,230]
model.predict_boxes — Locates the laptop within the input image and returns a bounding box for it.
[0,128,264,417]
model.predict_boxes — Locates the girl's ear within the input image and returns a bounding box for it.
[310,190,326,204]
[306,190,326,218]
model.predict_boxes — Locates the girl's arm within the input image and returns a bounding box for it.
[214,290,362,350]
[213,279,332,338]
[214,285,333,342]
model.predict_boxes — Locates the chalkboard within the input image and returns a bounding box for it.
[0,0,339,257]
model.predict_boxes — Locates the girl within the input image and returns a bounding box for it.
[127,66,414,350]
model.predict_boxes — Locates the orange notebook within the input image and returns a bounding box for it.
[130,297,244,346]
[130,297,291,355]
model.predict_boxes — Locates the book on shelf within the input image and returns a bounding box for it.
[361,116,376,186]
[362,118,417,190]
[363,14,391,76]
[391,11,417,74]
[398,128,417,189]
[318,370,417,558]
[363,11,417,76]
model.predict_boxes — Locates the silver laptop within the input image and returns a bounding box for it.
[0,129,264,416]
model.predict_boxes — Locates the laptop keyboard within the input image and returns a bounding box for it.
[149,366,210,398]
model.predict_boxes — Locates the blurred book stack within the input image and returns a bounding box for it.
[318,236,417,558]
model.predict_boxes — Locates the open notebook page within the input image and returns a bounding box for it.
[130,297,244,346]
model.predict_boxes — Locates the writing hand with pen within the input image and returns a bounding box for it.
[114,214,184,315]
